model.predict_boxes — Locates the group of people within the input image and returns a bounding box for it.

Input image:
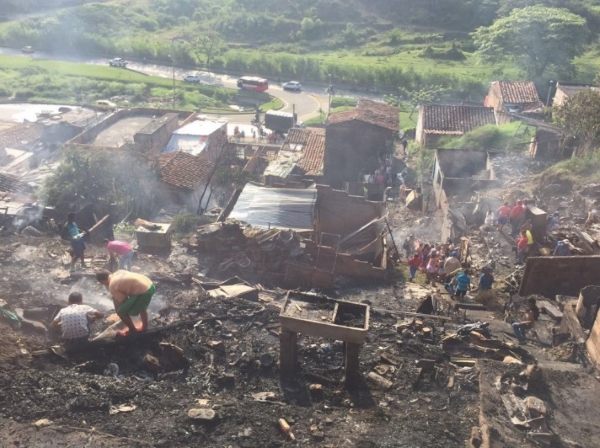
[403,236,494,302]
[495,199,528,237]
[52,212,157,346]
[365,163,395,187]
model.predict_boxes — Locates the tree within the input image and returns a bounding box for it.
[472,6,588,78]
[554,89,600,156]
[385,85,450,120]
[188,26,224,68]
[43,146,159,217]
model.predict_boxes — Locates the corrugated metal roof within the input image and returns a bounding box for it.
[229,183,316,231]
[162,120,226,156]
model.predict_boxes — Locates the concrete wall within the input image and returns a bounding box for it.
[324,120,393,189]
[315,185,387,239]
[519,256,600,297]
[133,113,179,155]
[68,108,195,146]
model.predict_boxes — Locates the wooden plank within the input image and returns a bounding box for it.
[561,302,587,344]
[372,307,453,321]
[537,300,563,321]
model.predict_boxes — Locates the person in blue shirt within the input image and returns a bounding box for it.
[452,270,471,302]
[478,269,494,290]
[61,212,87,271]
[553,239,571,256]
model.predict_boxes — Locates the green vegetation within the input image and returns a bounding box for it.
[0,55,274,109]
[171,213,216,238]
[43,146,159,217]
[472,6,589,78]
[440,122,535,152]
[3,0,600,100]
[554,89,600,155]
[536,151,600,187]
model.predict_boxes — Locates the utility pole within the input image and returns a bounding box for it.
[327,73,333,116]
[170,39,176,106]
[545,80,555,107]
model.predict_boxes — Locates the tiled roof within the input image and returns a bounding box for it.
[494,81,541,105]
[0,123,45,150]
[157,152,214,190]
[283,127,326,176]
[0,172,26,193]
[328,98,399,131]
[421,104,496,134]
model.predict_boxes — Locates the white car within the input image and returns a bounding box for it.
[282,81,302,91]
[183,74,200,83]
[109,58,127,68]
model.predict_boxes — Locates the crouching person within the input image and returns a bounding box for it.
[95,270,155,338]
[50,292,104,348]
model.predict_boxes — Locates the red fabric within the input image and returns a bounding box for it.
[517,235,529,250]
[498,205,511,217]
[510,205,525,220]
[408,256,422,268]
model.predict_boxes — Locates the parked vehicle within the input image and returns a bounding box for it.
[95,100,117,110]
[183,74,200,83]
[109,58,127,68]
[21,46,34,54]
[237,76,269,92]
[282,81,302,91]
[264,110,296,133]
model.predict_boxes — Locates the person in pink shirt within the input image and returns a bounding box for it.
[104,239,134,271]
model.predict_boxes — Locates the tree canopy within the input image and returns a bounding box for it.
[554,88,600,156]
[472,6,588,78]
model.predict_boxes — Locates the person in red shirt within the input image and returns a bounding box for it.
[408,252,422,281]
[510,200,526,237]
[516,230,529,264]
[497,202,511,232]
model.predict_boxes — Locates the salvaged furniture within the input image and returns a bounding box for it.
[279,291,370,387]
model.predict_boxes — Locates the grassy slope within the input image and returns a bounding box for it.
[0,54,279,109]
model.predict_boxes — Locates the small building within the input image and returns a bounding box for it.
[133,113,179,155]
[324,98,399,188]
[156,151,214,210]
[484,81,544,124]
[552,82,596,107]
[263,127,326,186]
[163,118,227,161]
[416,104,497,148]
[432,149,499,242]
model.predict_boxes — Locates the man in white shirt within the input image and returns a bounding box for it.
[51,292,104,345]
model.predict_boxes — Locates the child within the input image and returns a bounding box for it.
[50,292,104,346]
[453,270,471,302]
[408,252,422,282]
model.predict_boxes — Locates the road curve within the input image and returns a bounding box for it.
[0,47,327,125]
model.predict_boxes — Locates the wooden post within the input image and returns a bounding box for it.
[279,329,297,375]
[344,342,361,388]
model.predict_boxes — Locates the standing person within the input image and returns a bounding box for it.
[478,268,494,291]
[402,235,414,259]
[104,239,134,271]
[497,202,511,232]
[50,292,104,347]
[425,255,439,285]
[61,212,86,271]
[516,230,529,264]
[509,200,526,237]
[408,252,422,282]
[453,270,471,302]
[547,211,560,233]
[484,210,495,227]
[512,298,539,344]
[96,270,156,338]
[401,137,408,155]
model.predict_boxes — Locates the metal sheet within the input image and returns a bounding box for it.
[229,183,316,231]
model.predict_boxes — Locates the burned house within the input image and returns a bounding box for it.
[432,149,499,241]
[263,127,326,187]
[416,104,497,148]
[484,81,544,124]
[220,183,389,288]
[324,99,399,188]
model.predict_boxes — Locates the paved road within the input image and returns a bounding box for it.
[0,47,328,125]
